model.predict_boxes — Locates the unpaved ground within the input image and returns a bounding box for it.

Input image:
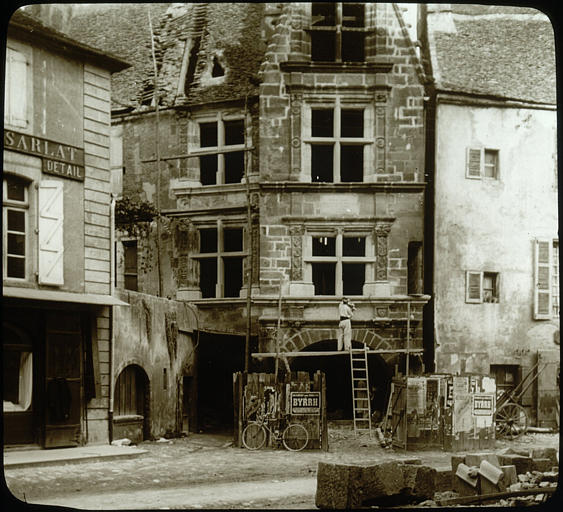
[4,425,559,510]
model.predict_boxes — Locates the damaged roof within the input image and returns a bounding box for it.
[65,3,266,111]
[428,6,556,105]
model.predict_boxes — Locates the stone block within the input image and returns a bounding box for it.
[465,453,500,468]
[532,458,553,473]
[501,465,518,486]
[451,455,465,472]
[502,447,530,457]
[435,468,452,492]
[480,476,504,495]
[530,448,558,465]
[498,454,532,475]
[400,464,437,501]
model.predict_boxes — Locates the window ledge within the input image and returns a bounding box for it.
[280,61,394,74]
[113,414,143,423]
[260,182,426,193]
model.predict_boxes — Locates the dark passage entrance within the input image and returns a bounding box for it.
[196,332,245,433]
[290,340,393,421]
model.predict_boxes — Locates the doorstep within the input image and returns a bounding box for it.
[3,443,147,469]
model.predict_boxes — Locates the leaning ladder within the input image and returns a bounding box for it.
[350,346,372,436]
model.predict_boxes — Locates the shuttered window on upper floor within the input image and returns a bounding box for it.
[4,47,29,129]
[38,181,64,286]
[466,147,499,180]
[534,239,559,319]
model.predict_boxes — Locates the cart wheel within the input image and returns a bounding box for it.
[495,402,528,440]
[282,423,309,451]
[242,422,267,450]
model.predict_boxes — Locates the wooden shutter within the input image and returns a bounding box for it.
[38,180,64,286]
[5,48,28,128]
[466,271,483,303]
[534,239,552,319]
[466,147,483,179]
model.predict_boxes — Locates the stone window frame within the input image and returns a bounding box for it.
[303,225,375,297]
[301,96,374,183]
[187,111,249,186]
[192,218,248,298]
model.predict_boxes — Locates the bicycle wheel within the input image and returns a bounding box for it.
[242,422,267,450]
[282,423,308,452]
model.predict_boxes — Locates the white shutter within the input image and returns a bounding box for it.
[38,181,64,286]
[466,147,483,179]
[466,271,483,303]
[5,48,28,128]
[534,239,552,319]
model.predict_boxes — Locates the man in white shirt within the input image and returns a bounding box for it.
[337,297,354,351]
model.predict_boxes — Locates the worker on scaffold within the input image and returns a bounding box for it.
[337,297,355,351]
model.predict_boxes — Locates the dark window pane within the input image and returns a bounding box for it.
[200,122,218,147]
[200,154,218,185]
[6,177,26,201]
[312,3,336,26]
[343,237,365,257]
[124,274,138,292]
[312,109,334,137]
[343,3,365,27]
[7,209,25,232]
[123,241,137,273]
[8,233,25,256]
[341,109,364,138]
[313,236,336,256]
[340,145,363,182]
[224,120,244,146]
[224,228,243,252]
[311,31,336,62]
[200,258,217,298]
[312,145,334,182]
[7,257,25,278]
[342,32,365,62]
[224,151,244,183]
[312,263,335,295]
[199,228,217,253]
[223,257,243,298]
[343,263,365,295]
[3,349,22,403]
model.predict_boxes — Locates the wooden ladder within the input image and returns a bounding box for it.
[350,346,372,436]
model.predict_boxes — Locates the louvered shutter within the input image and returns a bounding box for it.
[5,48,28,128]
[38,181,64,286]
[534,239,552,319]
[466,147,483,179]
[466,271,482,303]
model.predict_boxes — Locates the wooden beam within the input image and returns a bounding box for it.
[251,349,424,359]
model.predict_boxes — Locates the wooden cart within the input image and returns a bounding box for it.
[494,360,548,439]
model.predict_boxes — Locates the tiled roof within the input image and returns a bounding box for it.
[429,11,556,105]
[65,3,266,110]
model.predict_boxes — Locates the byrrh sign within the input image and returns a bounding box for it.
[4,130,85,181]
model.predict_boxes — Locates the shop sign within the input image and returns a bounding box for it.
[290,392,320,415]
[4,130,85,182]
[472,393,495,417]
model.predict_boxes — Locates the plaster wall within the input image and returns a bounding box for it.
[434,103,559,374]
[112,290,197,438]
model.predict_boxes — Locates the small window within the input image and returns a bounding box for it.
[211,56,225,78]
[466,147,499,179]
[3,176,30,280]
[465,271,499,304]
[123,241,138,291]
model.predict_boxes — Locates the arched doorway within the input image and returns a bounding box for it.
[113,364,150,442]
[290,339,393,421]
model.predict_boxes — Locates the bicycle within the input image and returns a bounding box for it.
[242,412,309,452]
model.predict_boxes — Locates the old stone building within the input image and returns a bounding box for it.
[419,4,559,427]
[55,2,431,429]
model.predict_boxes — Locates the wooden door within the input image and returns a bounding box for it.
[390,378,407,449]
[536,350,559,429]
[44,313,83,448]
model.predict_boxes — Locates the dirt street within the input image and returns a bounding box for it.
[4,425,559,510]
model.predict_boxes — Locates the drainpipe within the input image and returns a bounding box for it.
[108,193,117,443]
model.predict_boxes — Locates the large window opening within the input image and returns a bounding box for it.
[309,233,367,296]
[197,116,246,185]
[308,105,367,183]
[310,3,366,63]
[197,225,246,298]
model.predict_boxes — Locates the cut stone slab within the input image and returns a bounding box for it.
[498,454,532,475]
[530,448,558,465]
[532,458,553,473]
[500,465,518,486]
[502,447,530,457]
[465,452,500,468]
[400,464,437,501]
